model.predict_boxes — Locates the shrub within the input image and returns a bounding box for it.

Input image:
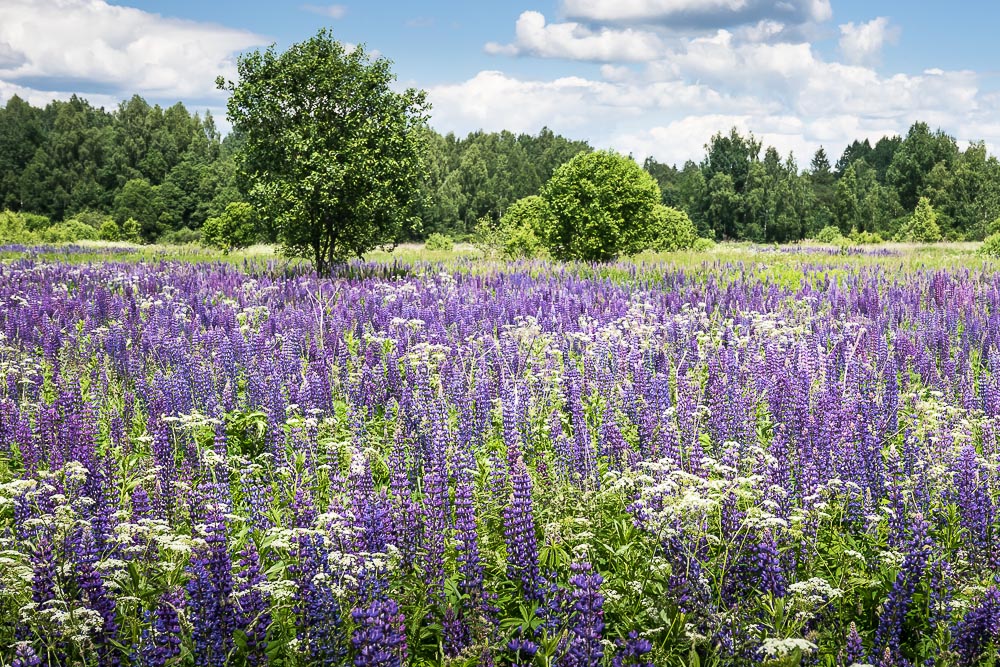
[121,218,142,243]
[541,150,662,262]
[897,197,942,243]
[160,227,202,245]
[692,237,717,252]
[981,233,1000,257]
[41,220,99,243]
[98,219,121,241]
[424,232,454,252]
[472,216,504,260]
[849,229,884,244]
[0,211,39,244]
[202,202,258,252]
[648,205,698,252]
[499,195,552,259]
[815,225,844,243]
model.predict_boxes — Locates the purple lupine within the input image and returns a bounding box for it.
[844,621,866,666]
[143,589,183,667]
[565,561,605,667]
[234,540,271,666]
[507,635,539,667]
[74,527,120,662]
[951,586,1000,666]
[186,503,234,667]
[11,642,41,667]
[504,458,541,602]
[351,596,409,667]
[420,466,448,609]
[876,514,933,655]
[612,631,654,667]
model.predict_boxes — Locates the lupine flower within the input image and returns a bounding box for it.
[612,631,654,667]
[351,597,408,667]
[951,586,1000,666]
[565,560,605,667]
[11,642,41,667]
[504,458,541,602]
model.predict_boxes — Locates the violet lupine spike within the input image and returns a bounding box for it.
[75,526,120,661]
[144,589,183,667]
[875,514,933,656]
[565,560,605,667]
[350,596,409,667]
[504,458,542,603]
[611,631,654,667]
[10,642,42,667]
[234,540,271,666]
[951,586,1000,667]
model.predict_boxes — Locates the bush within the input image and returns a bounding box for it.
[69,210,110,229]
[499,195,552,259]
[160,227,202,245]
[692,237,717,252]
[648,205,698,252]
[541,150,662,262]
[122,218,142,243]
[981,233,1000,257]
[202,202,258,252]
[98,219,121,241]
[471,216,503,260]
[849,229,884,244]
[424,233,454,252]
[41,220,99,243]
[815,225,844,243]
[0,211,40,244]
[897,197,942,243]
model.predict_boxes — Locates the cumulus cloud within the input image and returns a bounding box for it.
[838,17,900,66]
[0,0,265,103]
[484,11,665,62]
[300,4,348,19]
[561,0,832,29]
[432,14,997,166]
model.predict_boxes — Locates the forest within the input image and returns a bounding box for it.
[2,92,999,244]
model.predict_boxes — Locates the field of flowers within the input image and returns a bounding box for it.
[0,247,998,666]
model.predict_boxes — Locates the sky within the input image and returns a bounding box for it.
[2,0,1000,166]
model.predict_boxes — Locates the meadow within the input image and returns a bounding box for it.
[1,241,998,666]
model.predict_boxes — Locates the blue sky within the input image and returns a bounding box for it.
[3,0,1000,165]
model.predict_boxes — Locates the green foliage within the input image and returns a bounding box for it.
[98,218,121,241]
[498,195,552,259]
[898,197,943,242]
[41,219,99,243]
[542,150,662,262]
[220,29,429,275]
[0,210,39,244]
[692,237,717,252]
[423,232,454,252]
[160,226,202,245]
[648,204,698,251]
[121,217,142,243]
[815,225,845,243]
[471,216,504,260]
[849,228,884,244]
[980,233,1000,257]
[201,201,258,252]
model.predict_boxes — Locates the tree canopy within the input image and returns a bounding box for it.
[219,29,430,274]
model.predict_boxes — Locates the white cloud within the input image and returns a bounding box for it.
[838,17,899,66]
[0,0,265,102]
[301,4,348,19]
[561,0,832,29]
[431,15,999,168]
[484,11,665,62]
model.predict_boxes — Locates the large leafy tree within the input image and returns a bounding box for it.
[541,150,662,262]
[219,29,429,274]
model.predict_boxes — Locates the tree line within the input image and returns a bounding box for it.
[3,90,1000,245]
